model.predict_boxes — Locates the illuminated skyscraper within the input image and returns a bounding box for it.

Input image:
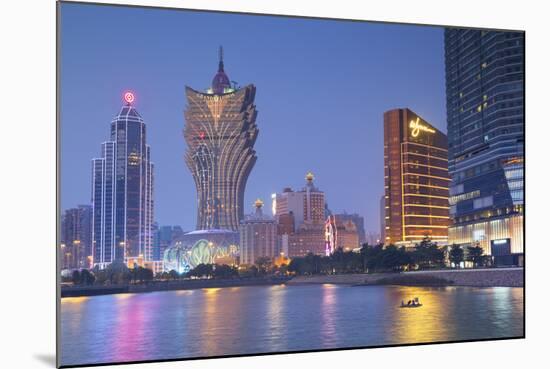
[91,92,154,268]
[445,29,524,260]
[184,47,258,231]
[384,108,450,245]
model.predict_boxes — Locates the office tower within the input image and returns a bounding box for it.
[445,29,524,260]
[384,108,450,245]
[239,199,278,265]
[60,205,93,270]
[183,47,258,231]
[91,92,154,268]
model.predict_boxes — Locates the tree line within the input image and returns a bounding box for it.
[287,237,488,276]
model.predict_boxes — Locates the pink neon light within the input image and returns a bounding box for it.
[124,91,135,104]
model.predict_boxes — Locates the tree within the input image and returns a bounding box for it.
[449,244,464,268]
[79,269,96,285]
[466,245,484,267]
[412,236,445,269]
[71,270,81,285]
[168,269,179,281]
[213,264,238,279]
[255,257,273,275]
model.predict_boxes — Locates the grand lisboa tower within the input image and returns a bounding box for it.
[183,47,259,231]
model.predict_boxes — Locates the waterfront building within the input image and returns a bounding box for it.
[163,229,239,273]
[383,108,450,245]
[444,29,524,259]
[183,47,258,231]
[91,92,154,268]
[287,224,326,257]
[239,199,278,265]
[60,205,93,270]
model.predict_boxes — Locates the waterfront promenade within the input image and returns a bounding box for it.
[287,267,524,288]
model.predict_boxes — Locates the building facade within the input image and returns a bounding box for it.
[60,205,93,270]
[444,29,524,257]
[239,199,278,265]
[275,173,327,257]
[183,47,258,231]
[384,108,450,245]
[333,213,365,245]
[91,93,154,268]
[152,225,185,261]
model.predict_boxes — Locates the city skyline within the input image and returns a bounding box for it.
[60,2,447,233]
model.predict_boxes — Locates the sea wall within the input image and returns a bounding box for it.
[287,268,524,288]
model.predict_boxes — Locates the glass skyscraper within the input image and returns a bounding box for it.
[91,94,154,267]
[183,48,258,231]
[444,29,524,258]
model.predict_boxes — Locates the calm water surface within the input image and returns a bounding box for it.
[60,284,523,366]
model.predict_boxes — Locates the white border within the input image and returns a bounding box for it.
[1,0,548,368]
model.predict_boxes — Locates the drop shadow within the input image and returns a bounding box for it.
[34,353,57,367]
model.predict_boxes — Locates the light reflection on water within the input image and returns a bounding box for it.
[60,285,524,367]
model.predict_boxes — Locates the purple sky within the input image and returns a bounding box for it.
[60,2,447,234]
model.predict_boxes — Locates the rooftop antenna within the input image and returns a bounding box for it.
[218,45,224,71]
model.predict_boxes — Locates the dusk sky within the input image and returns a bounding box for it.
[60,2,447,234]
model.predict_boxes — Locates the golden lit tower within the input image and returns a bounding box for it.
[183,47,259,231]
[383,108,450,245]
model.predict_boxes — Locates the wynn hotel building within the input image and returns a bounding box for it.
[383,108,450,245]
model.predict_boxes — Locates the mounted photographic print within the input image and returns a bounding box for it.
[57,1,525,367]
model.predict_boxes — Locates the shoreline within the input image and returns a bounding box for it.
[61,268,524,298]
[287,267,524,288]
[61,277,291,298]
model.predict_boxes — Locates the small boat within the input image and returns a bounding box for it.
[400,297,422,308]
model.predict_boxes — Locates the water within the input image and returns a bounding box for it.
[60,284,524,366]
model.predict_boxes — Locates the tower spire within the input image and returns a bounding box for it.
[218,45,224,72]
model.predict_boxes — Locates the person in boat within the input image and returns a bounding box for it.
[407,300,411,306]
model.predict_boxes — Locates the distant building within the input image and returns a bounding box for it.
[183,47,258,231]
[239,199,278,265]
[333,213,365,245]
[325,215,360,254]
[383,108,450,245]
[91,92,154,268]
[365,231,382,246]
[153,225,185,261]
[444,29,524,259]
[275,173,327,257]
[60,205,93,270]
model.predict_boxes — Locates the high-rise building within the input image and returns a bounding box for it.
[384,108,450,245]
[91,92,154,268]
[239,199,278,265]
[444,29,524,258]
[60,205,93,270]
[275,172,326,229]
[277,173,327,257]
[183,47,258,231]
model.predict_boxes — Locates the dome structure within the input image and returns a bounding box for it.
[163,229,240,273]
[211,46,232,94]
